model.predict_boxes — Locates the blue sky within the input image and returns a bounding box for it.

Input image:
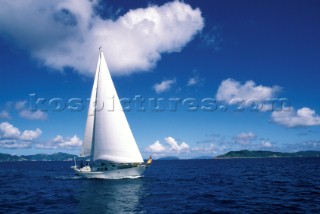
[0,0,320,158]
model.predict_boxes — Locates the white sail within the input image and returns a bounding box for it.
[92,51,144,163]
[80,55,100,157]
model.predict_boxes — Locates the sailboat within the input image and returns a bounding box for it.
[73,48,147,179]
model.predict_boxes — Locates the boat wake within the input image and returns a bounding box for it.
[55,175,83,180]
[84,175,144,180]
[116,175,144,179]
[56,174,144,180]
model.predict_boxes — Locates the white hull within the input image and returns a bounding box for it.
[74,165,146,179]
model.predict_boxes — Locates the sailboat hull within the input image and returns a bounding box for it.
[74,165,146,179]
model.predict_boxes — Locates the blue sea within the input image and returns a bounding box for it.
[0,158,320,213]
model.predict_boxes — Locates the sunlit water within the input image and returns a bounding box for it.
[1,158,319,213]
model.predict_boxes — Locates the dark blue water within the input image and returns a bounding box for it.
[0,158,319,213]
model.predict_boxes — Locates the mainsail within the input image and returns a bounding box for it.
[81,50,143,164]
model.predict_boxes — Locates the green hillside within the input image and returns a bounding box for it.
[216,150,320,159]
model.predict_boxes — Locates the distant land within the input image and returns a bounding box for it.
[216,150,320,159]
[157,156,180,160]
[156,156,212,160]
[1,150,320,162]
[0,152,78,162]
[191,156,213,160]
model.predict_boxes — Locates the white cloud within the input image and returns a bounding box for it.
[0,122,21,138]
[54,135,82,148]
[232,131,256,145]
[261,140,273,148]
[19,109,48,120]
[20,128,42,141]
[216,78,280,104]
[145,136,189,154]
[165,137,189,153]
[0,122,41,149]
[153,79,176,94]
[271,107,320,127]
[0,110,11,119]
[0,1,204,76]
[145,140,166,153]
[36,134,82,149]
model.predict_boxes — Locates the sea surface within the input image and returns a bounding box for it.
[0,158,319,213]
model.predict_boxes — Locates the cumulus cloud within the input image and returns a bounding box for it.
[36,134,82,149]
[216,78,280,105]
[145,140,166,153]
[165,137,189,152]
[0,122,81,150]
[232,131,256,145]
[0,110,11,119]
[0,122,21,138]
[20,128,42,141]
[54,135,82,148]
[271,107,320,127]
[0,0,204,76]
[145,136,189,154]
[0,122,42,149]
[153,79,176,94]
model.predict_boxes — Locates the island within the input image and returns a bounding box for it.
[0,152,79,162]
[216,150,320,159]
[157,156,180,160]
